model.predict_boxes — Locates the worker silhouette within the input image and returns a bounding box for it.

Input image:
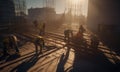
[33,20,45,36]
[38,22,45,36]
[90,35,99,49]
[64,29,73,43]
[3,34,20,56]
[33,20,38,28]
[78,25,86,37]
[34,37,45,54]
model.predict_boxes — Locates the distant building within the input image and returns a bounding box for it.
[28,7,56,22]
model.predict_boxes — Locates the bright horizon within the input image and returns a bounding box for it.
[26,0,88,16]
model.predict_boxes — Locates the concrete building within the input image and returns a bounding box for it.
[28,7,56,22]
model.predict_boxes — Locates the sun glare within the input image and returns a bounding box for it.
[72,0,79,5]
[71,0,83,5]
[68,0,85,5]
[66,0,88,16]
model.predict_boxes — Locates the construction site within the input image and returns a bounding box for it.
[0,0,120,72]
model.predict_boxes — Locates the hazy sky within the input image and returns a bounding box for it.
[26,0,88,15]
[26,0,65,14]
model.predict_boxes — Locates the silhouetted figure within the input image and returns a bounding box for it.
[2,34,20,56]
[34,37,45,54]
[33,20,38,28]
[90,35,99,49]
[75,25,85,42]
[79,25,86,37]
[38,22,45,36]
[42,22,45,35]
[33,20,45,36]
[64,29,73,43]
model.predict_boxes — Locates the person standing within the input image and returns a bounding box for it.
[79,25,85,34]
[90,35,99,49]
[78,25,86,38]
[64,29,73,43]
[34,37,45,54]
[39,23,45,36]
[33,20,45,36]
[33,20,38,28]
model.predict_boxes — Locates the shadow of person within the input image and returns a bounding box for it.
[10,54,39,72]
[56,44,71,72]
[69,37,116,72]
[5,53,20,62]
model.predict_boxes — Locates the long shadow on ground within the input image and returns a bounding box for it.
[68,34,119,72]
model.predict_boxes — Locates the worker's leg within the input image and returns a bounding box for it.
[35,43,38,54]
[14,43,19,53]
[39,45,42,53]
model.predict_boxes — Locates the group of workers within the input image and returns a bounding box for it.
[0,20,46,57]
[63,25,100,49]
[64,25,85,43]
[1,20,100,58]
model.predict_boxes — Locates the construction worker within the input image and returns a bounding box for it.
[2,34,20,56]
[90,35,99,49]
[33,20,38,28]
[9,34,20,54]
[33,20,45,36]
[77,25,85,39]
[64,29,73,43]
[79,25,86,37]
[38,22,45,36]
[34,37,45,54]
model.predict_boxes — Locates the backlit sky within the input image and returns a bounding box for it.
[26,0,88,16]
